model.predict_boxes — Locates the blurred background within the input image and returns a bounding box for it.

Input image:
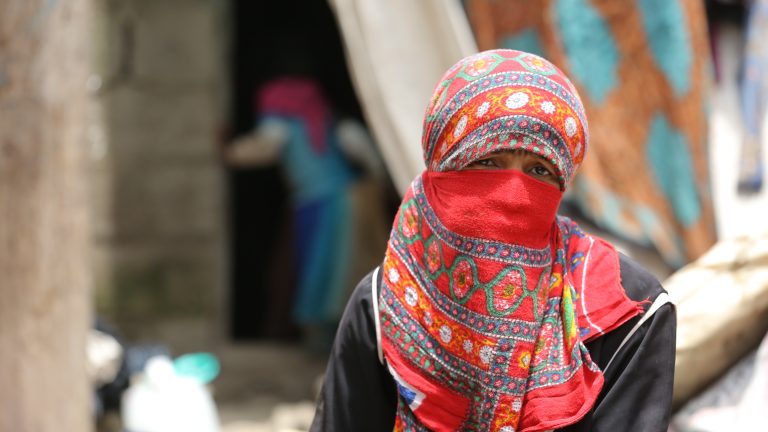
[1,0,767,431]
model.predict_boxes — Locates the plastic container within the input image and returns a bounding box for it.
[121,355,220,432]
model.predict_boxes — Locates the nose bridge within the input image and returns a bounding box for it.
[501,151,527,171]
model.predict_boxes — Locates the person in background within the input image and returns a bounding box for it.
[226,76,389,349]
[311,50,675,431]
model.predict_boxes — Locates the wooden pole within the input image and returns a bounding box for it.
[0,0,92,431]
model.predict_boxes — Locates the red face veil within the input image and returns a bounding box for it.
[378,50,642,432]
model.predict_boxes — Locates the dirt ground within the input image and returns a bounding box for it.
[213,344,325,432]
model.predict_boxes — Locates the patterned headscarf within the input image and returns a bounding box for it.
[378,50,641,431]
[422,49,588,189]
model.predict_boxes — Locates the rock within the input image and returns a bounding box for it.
[667,234,768,405]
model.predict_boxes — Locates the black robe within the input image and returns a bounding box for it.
[310,253,676,431]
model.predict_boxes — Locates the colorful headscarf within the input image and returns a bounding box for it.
[378,50,641,431]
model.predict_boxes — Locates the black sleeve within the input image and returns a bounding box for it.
[309,269,397,432]
[311,257,676,431]
[560,254,677,432]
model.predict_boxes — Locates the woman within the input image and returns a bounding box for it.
[310,50,675,431]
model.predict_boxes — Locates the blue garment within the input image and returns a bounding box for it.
[262,116,356,324]
[739,0,768,193]
[274,117,354,205]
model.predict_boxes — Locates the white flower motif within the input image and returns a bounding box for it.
[512,398,522,412]
[564,117,578,137]
[475,101,491,118]
[505,92,529,110]
[439,325,452,343]
[575,141,583,157]
[501,427,515,432]
[424,312,433,326]
[540,101,556,114]
[453,115,468,138]
[388,268,400,283]
[479,345,494,365]
[463,340,473,353]
[404,286,418,307]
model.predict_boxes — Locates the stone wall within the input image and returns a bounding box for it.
[89,0,228,351]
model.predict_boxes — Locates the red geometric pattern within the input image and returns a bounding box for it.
[380,172,641,431]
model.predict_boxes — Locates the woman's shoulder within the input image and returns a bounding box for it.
[330,268,382,363]
[340,268,381,345]
[349,267,378,308]
[617,252,667,303]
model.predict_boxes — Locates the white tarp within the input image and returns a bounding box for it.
[328,0,477,193]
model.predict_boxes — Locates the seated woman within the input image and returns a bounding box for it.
[310,49,675,432]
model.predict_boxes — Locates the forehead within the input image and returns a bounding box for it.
[489,149,555,164]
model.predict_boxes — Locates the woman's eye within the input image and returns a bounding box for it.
[468,158,496,168]
[530,165,552,177]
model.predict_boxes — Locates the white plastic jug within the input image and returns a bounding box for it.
[121,356,220,432]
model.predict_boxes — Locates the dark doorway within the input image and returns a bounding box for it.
[227,0,364,340]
